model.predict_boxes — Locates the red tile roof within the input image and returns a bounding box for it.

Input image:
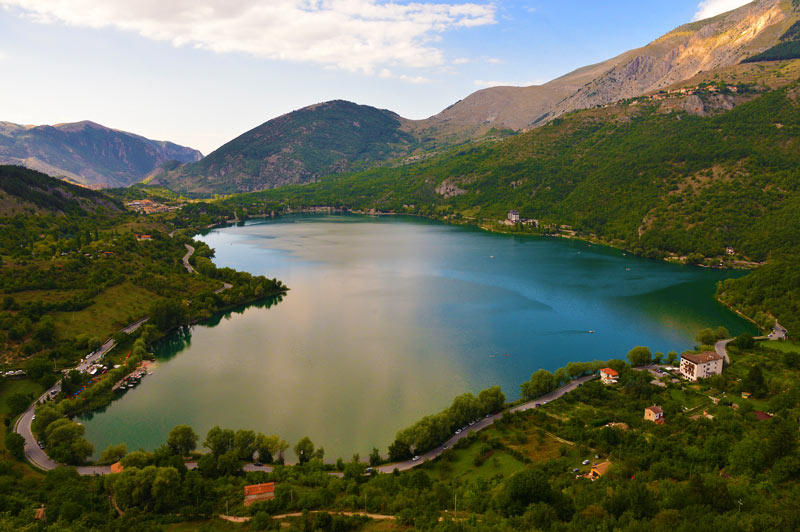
[244,483,275,497]
[601,368,618,376]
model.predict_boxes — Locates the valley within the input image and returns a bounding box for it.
[2,1,800,530]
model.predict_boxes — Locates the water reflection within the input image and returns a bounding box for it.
[80,215,755,461]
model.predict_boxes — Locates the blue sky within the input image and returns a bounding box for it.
[0,0,751,154]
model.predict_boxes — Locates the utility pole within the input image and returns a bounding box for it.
[364,492,367,514]
[454,493,457,518]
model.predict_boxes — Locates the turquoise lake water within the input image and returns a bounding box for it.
[81,214,755,460]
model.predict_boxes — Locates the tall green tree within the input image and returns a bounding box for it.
[167,425,198,456]
[627,346,652,367]
[294,436,315,464]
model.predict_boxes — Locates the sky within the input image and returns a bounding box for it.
[0,0,752,154]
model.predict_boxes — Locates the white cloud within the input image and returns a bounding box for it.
[0,0,496,74]
[453,57,471,64]
[473,79,544,88]
[693,0,752,21]
[378,68,430,84]
[486,57,503,64]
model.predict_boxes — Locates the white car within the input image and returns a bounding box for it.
[412,455,420,461]
[455,429,462,434]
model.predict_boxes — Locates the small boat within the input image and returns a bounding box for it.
[504,353,510,357]
[489,354,496,358]
[148,372,153,375]
[589,330,596,334]
[625,268,631,271]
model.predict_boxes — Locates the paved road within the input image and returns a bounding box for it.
[375,374,597,473]
[15,318,148,472]
[715,322,786,364]
[215,282,233,294]
[182,244,197,274]
[715,339,732,364]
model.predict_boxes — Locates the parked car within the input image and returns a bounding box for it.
[412,455,420,461]
[455,429,461,434]
[582,459,590,465]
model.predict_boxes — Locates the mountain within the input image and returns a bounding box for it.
[0,120,202,189]
[411,0,800,143]
[0,164,123,216]
[219,70,800,333]
[152,0,800,197]
[152,100,416,195]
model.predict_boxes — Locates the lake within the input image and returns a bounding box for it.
[81,214,755,460]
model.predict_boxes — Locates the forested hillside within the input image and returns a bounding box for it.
[214,74,800,336]
[0,166,284,373]
[154,100,418,195]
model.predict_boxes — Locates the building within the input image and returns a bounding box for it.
[680,351,723,382]
[110,461,124,474]
[644,405,665,424]
[599,368,619,385]
[507,210,520,223]
[244,482,275,506]
[590,461,612,478]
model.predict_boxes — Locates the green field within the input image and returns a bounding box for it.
[52,282,158,340]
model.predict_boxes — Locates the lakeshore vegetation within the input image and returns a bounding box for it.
[3,333,800,531]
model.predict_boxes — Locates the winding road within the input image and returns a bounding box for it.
[375,374,597,473]
[16,363,596,475]
[182,244,197,274]
[183,244,232,294]
[14,318,149,472]
[15,238,233,473]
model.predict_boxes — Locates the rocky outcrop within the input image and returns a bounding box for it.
[413,0,797,143]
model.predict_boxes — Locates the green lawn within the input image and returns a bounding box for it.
[759,339,800,354]
[53,282,158,340]
[423,439,527,482]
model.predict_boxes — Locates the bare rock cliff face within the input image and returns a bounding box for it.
[414,0,796,142]
[552,0,791,116]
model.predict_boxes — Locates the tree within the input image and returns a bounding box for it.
[294,436,315,464]
[627,346,652,367]
[167,425,198,456]
[6,392,31,417]
[369,447,382,467]
[234,429,257,461]
[667,351,678,365]
[45,418,93,464]
[696,328,718,346]
[98,444,128,465]
[33,316,55,345]
[742,365,767,397]
[203,426,234,457]
[478,386,505,414]
[521,369,555,399]
[730,333,755,350]
[149,299,188,332]
[497,468,553,516]
[5,432,25,460]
